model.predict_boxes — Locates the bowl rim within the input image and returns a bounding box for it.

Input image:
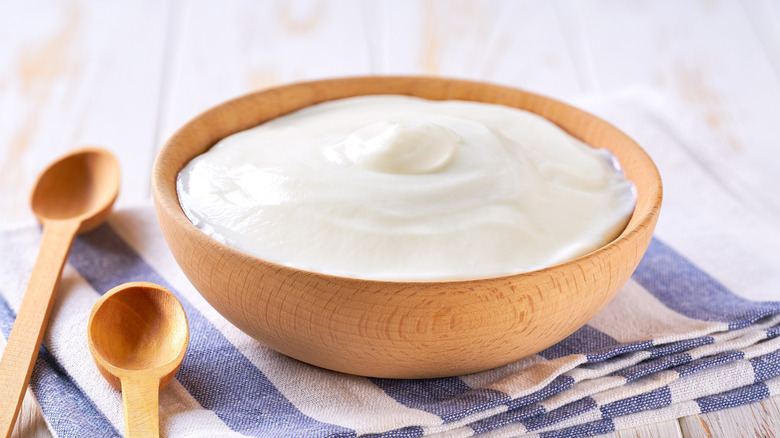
[152,75,663,286]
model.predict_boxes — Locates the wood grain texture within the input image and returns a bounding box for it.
[88,282,189,438]
[615,421,684,438]
[156,0,372,148]
[0,0,168,224]
[679,396,780,438]
[595,420,684,438]
[366,0,582,97]
[565,0,780,220]
[477,1,582,96]
[367,0,508,77]
[0,148,119,437]
[152,76,662,378]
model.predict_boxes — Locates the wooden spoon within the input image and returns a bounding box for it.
[0,148,120,438]
[88,282,189,438]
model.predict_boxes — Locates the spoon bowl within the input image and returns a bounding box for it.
[31,147,119,232]
[88,282,189,438]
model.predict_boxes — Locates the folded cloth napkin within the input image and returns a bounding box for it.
[1,91,779,437]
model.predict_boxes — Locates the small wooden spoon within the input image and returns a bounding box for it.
[88,282,189,438]
[0,148,120,438]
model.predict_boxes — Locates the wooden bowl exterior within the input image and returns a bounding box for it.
[152,77,662,378]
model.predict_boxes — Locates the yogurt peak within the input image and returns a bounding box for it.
[326,117,460,174]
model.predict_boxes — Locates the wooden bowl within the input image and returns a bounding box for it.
[152,77,662,378]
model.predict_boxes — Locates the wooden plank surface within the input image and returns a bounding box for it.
[157,0,372,146]
[0,0,170,226]
[608,420,684,438]
[680,396,780,438]
[566,0,780,221]
[368,0,509,77]
[478,1,582,96]
[1,1,778,437]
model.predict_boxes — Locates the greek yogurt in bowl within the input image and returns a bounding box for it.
[177,95,635,281]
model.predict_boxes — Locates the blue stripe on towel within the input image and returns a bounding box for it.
[364,427,424,438]
[584,339,654,363]
[633,239,780,329]
[469,376,578,434]
[538,324,653,363]
[507,375,576,410]
[750,349,780,383]
[370,377,509,423]
[600,386,672,419]
[0,295,121,437]
[538,325,619,361]
[696,381,770,413]
[71,225,355,437]
[505,405,547,430]
[539,418,615,438]
[612,353,692,382]
[607,336,723,381]
[648,336,714,359]
[398,379,576,434]
[522,397,597,431]
[470,402,546,434]
[546,381,772,438]
[675,351,744,377]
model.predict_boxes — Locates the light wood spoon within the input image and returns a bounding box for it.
[88,282,189,438]
[0,148,120,438]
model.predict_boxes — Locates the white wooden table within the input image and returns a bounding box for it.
[1,1,779,436]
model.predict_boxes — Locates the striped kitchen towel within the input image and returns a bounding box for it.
[1,92,779,437]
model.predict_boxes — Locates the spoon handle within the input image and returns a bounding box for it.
[121,375,160,438]
[0,220,80,438]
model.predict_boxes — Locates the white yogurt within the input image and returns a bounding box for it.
[177,95,636,281]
